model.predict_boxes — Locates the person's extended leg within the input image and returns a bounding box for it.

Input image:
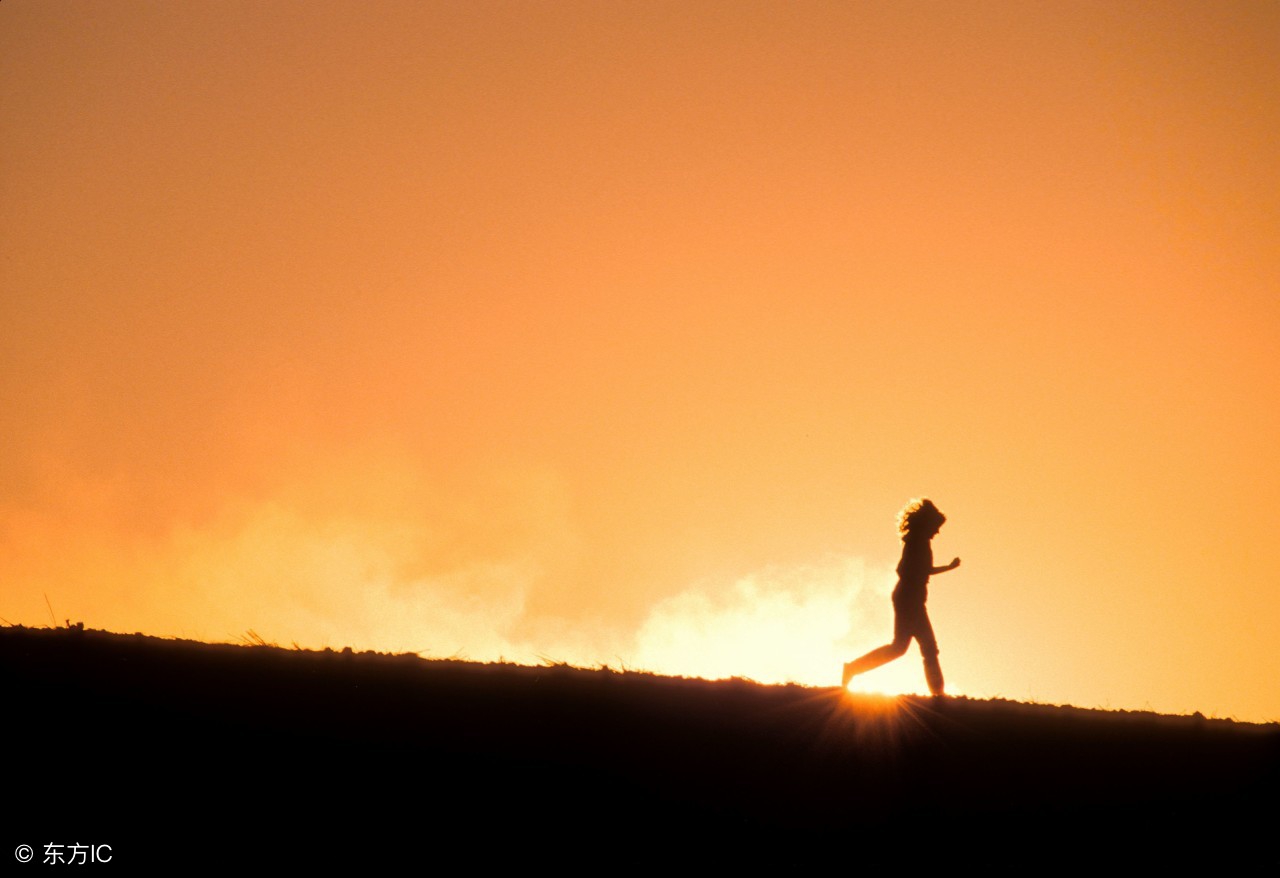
[842,600,913,687]
[915,607,944,696]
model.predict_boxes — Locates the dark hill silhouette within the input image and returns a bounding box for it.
[4,625,1276,867]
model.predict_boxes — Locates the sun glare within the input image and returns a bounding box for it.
[843,659,935,698]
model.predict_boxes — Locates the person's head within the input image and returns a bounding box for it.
[898,498,946,539]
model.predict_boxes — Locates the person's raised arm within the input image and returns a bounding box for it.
[930,558,960,575]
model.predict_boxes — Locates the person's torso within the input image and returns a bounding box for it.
[894,535,932,602]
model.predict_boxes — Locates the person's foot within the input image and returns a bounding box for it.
[841,662,855,688]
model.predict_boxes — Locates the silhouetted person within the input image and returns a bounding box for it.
[842,498,960,696]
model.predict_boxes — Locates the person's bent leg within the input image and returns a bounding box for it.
[843,605,913,686]
[843,641,909,683]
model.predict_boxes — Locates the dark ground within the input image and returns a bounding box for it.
[4,625,1277,867]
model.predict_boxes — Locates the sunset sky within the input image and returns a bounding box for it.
[3,2,1277,721]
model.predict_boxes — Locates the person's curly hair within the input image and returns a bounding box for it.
[898,498,946,537]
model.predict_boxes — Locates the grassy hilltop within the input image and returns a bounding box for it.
[4,625,1276,867]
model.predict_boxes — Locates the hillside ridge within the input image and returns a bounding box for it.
[5,624,1276,865]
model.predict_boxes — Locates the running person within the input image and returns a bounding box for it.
[842,498,960,696]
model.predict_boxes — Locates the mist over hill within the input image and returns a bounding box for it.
[5,626,1276,867]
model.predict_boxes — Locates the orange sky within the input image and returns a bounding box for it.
[3,1,1277,720]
